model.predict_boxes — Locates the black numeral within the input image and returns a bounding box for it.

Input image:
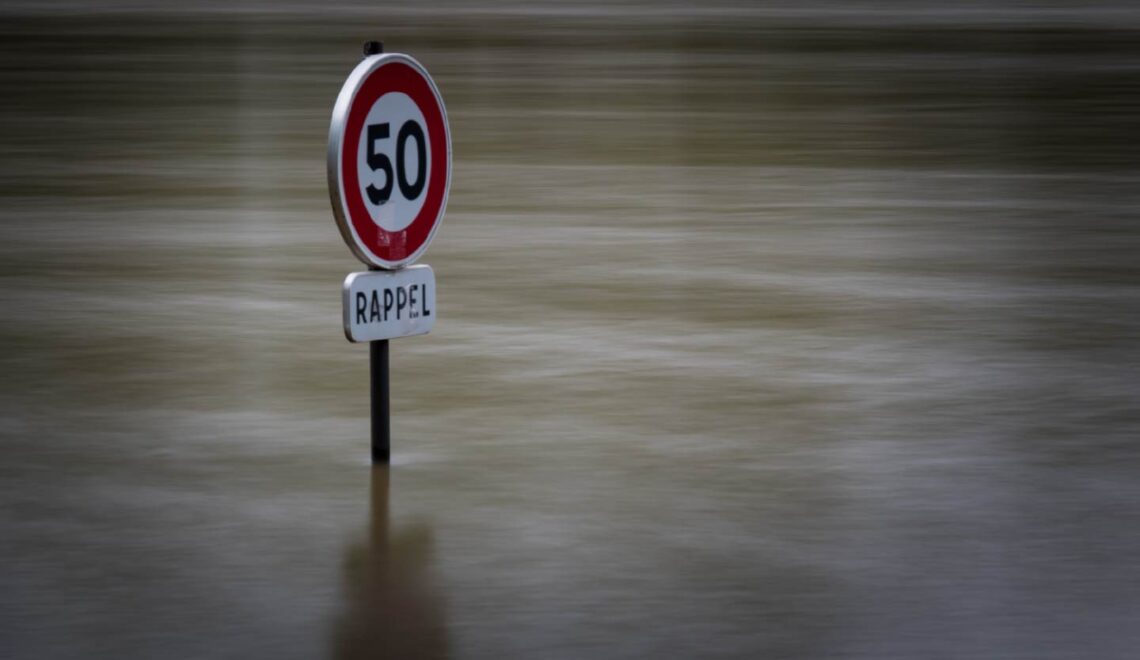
[364,119,426,204]
[396,120,426,200]
[365,123,393,205]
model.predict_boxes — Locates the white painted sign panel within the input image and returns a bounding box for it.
[343,265,436,342]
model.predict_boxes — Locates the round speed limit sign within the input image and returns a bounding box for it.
[328,53,451,269]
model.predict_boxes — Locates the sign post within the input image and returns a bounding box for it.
[370,339,389,463]
[328,41,451,462]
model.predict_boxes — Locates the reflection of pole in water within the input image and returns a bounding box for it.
[333,467,447,659]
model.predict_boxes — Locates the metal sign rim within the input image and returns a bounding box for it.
[327,53,451,270]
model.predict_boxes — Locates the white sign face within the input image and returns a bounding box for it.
[343,265,436,343]
[357,91,430,233]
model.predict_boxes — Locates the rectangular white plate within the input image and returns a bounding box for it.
[342,265,436,342]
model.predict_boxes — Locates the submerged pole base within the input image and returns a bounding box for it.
[370,339,390,463]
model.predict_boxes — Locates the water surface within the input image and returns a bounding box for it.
[1,5,1139,658]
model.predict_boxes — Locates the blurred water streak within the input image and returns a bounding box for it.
[1,5,1139,659]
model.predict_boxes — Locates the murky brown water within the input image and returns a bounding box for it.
[2,5,1139,659]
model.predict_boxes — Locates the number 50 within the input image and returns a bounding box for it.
[365,120,426,205]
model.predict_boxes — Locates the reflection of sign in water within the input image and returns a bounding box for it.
[333,468,447,659]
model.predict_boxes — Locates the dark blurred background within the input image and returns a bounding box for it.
[1,1,1138,658]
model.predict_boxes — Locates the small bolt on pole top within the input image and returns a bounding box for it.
[364,41,384,56]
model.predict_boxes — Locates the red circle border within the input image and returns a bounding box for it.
[341,61,449,266]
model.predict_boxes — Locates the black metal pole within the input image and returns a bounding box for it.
[371,338,390,463]
[364,40,387,464]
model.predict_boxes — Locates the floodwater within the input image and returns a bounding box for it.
[2,4,1139,659]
